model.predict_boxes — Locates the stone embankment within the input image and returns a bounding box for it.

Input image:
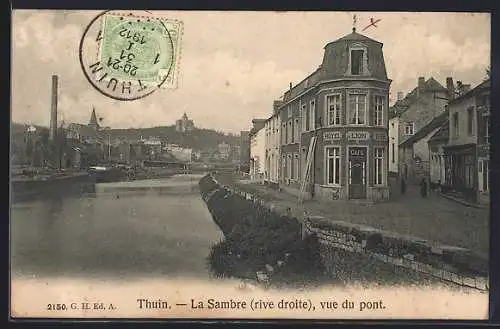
[199,174,488,291]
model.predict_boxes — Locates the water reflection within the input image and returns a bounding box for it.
[11,175,224,280]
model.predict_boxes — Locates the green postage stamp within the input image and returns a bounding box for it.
[79,10,183,100]
[99,13,182,88]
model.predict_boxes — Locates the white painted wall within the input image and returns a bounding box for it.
[264,115,281,183]
[250,127,266,180]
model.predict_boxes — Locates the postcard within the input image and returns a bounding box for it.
[10,10,491,320]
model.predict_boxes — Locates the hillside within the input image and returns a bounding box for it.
[11,123,240,151]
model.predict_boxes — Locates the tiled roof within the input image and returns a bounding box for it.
[425,77,448,92]
[68,123,102,139]
[389,77,447,118]
[428,120,449,143]
[448,79,490,105]
[399,110,449,148]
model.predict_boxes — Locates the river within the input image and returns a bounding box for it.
[10,174,224,281]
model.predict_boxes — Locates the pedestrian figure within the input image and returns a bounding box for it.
[420,178,428,198]
[401,176,406,194]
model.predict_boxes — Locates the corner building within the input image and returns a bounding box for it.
[278,29,391,202]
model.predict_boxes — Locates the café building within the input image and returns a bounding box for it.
[277,27,391,202]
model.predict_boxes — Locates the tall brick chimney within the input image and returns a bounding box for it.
[446,77,455,100]
[49,75,58,141]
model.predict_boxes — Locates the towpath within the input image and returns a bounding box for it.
[214,173,489,255]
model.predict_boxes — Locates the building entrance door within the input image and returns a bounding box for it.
[349,147,367,199]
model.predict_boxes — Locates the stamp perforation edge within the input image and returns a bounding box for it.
[94,11,183,90]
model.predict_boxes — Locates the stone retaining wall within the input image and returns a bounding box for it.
[200,174,489,291]
[303,218,488,291]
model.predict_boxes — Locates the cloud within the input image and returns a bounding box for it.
[11,10,491,134]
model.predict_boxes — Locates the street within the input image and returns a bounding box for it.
[11,174,224,280]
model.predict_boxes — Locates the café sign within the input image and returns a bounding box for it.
[346,131,369,140]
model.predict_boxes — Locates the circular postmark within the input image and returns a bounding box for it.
[79,10,177,101]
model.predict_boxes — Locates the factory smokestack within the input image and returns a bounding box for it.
[49,75,58,141]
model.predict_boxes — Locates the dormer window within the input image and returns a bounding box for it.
[351,49,364,75]
[347,43,369,76]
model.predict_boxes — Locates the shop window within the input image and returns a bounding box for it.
[483,160,489,192]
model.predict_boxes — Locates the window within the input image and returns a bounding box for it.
[293,154,299,180]
[288,120,293,143]
[404,122,414,135]
[326,147,341,185]
[326,94,342,126]
[483,160,489,192]
[294,118,300,142]
[301,103,307,132]
[465,155,474,189]
[348,94,366,125]
[391,142,395,163]
[350,49,364,75]
[374,95,384,126]
[374,148,385,185]
[310,100,316,130]
[484,115,489,144]
[467,107,474,136]
[287,106,292,118]
[282,123,287,145]
[286,154,292,179]
[453,113,459,138]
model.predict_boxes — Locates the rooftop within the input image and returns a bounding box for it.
[400,110,449,148]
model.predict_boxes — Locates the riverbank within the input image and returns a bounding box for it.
[11,171,96,203]
[199,174,483,291]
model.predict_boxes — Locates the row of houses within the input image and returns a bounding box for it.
[247,27,490,205]
[397,78,490,205]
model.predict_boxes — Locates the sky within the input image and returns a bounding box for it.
[11,11,490,134]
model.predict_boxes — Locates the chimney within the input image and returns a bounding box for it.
[461,84,471,95]
[446,77,455,100]
[49,75,58,141]
[289,82,293,91]
[397,92,404,101]
[418,77,425,90]
[273,100,283,114]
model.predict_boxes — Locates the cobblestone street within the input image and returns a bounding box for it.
[216,173,489,255]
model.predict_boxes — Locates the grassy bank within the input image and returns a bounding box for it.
[199,175,474,291]
[199,175,326,288]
